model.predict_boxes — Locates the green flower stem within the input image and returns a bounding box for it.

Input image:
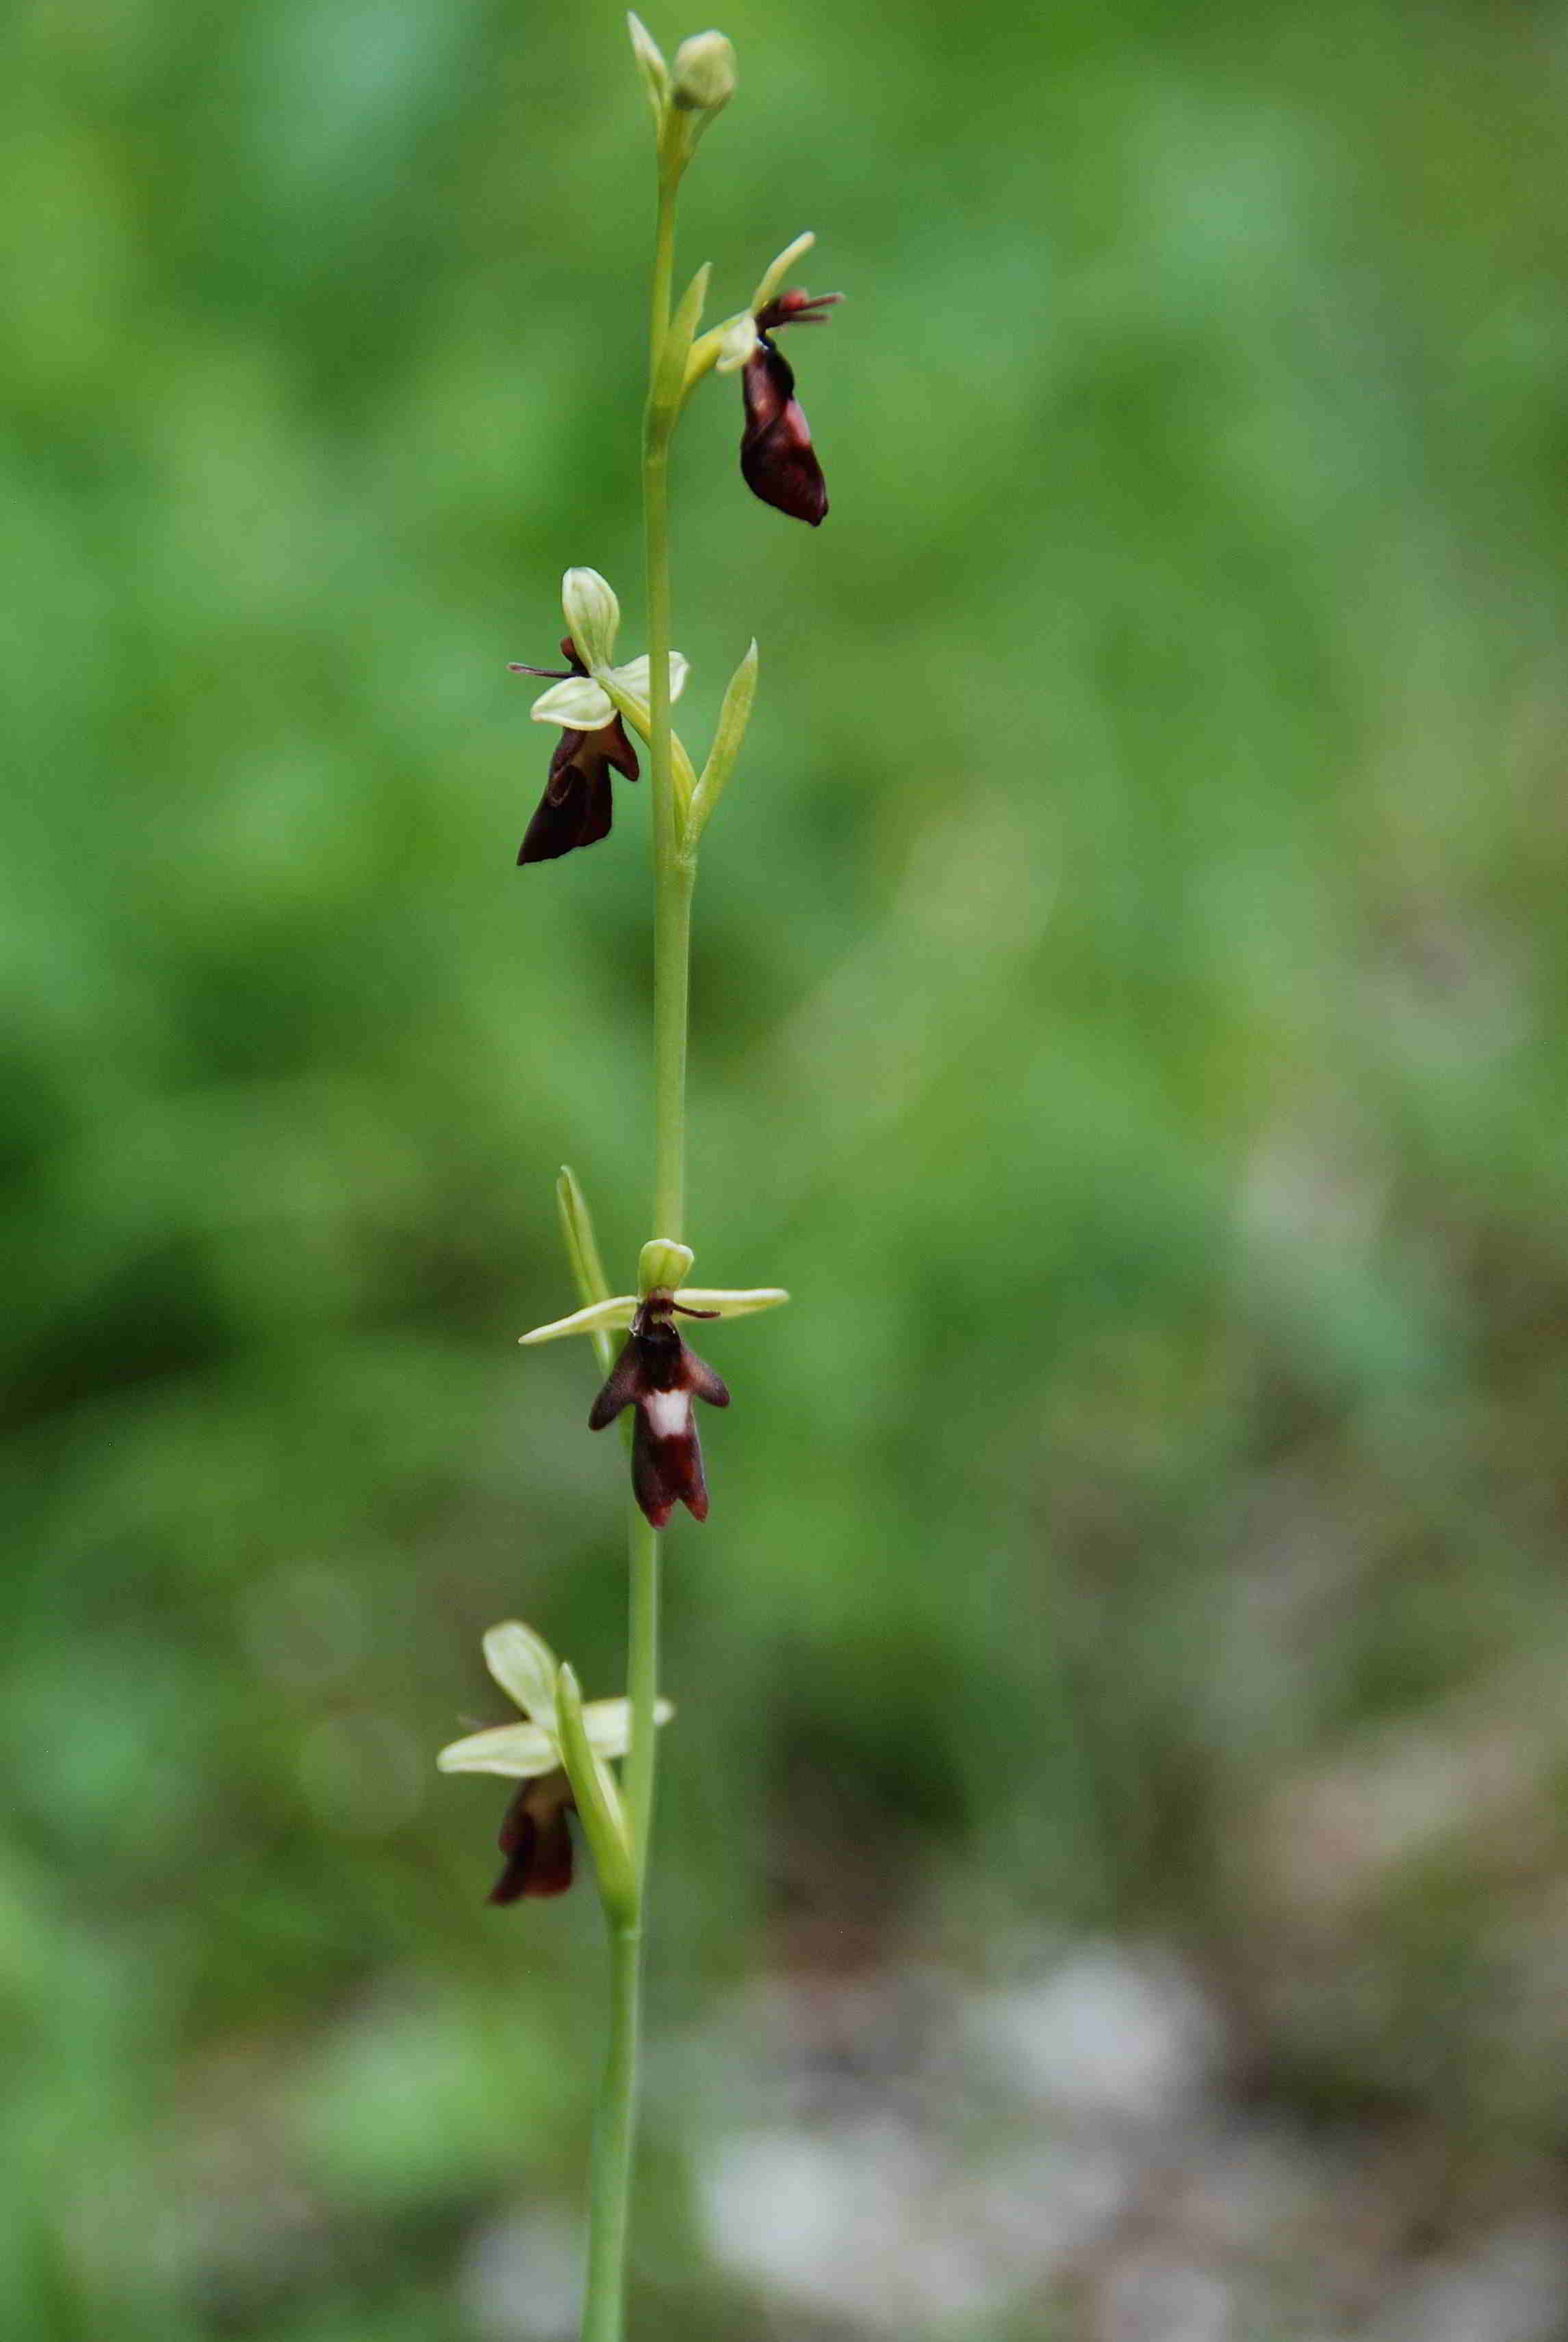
[652,849,693,1236]
[581,1920,642,2342]
[647,170,677,377]
[625,1506,660,1873]
[580,151,694,2342]
[645,174,693,1244]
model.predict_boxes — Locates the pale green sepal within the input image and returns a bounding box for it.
[639,1237,694,1296]
[602,653,689,709]
[436,1719,559,1777]
[626,10,668,120]
[677,1285,789,1317]
[581,1695,675,1759]
[435,1696,671,1777]
[519,1296,638,1345]
[483,1620,561,1730]
[683,310,758,401]
[750,231,815,316]
[688,639,758,842]
[713,312,760,374]
[556,1664,637,1925]
[557,1166,616,1374]
[561,567,620,670]
[652,261,711,423]
[530,673,615,730]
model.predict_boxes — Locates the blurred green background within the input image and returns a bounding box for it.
[7,0,1568,2334]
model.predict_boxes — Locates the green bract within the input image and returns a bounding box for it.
[557,1166,617,1372]
[689,639,758,841]
[555,1664,638,1923]
[625,10,668,119]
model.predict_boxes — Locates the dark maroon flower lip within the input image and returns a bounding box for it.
[740,286,840,528]
[489,1771,576,1903]
[509,634,640,866]
[588,1291,732,1528]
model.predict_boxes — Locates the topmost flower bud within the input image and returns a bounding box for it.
[670,29,736,114]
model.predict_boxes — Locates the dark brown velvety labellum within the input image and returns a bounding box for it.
[740,339,828,526]
[738,288,840,527]
[489,1773,576,1903]
[589,1295,731,1528]
[513,636,640,866]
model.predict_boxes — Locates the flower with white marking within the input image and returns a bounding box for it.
[589,1292,732,1528]
[519,1239,788,1529]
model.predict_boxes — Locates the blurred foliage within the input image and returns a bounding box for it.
[5,0,1568,2332]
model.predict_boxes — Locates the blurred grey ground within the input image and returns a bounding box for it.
[5,0,1568,2334]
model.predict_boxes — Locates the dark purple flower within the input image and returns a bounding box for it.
[489,1770,576,1903]
[588,1291,731,1528]
[741,288,840,527]
[509,636,640,865]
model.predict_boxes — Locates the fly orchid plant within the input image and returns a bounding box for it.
[437,21,839,2341]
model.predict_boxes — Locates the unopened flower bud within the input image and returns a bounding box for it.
[671,29,736,114]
